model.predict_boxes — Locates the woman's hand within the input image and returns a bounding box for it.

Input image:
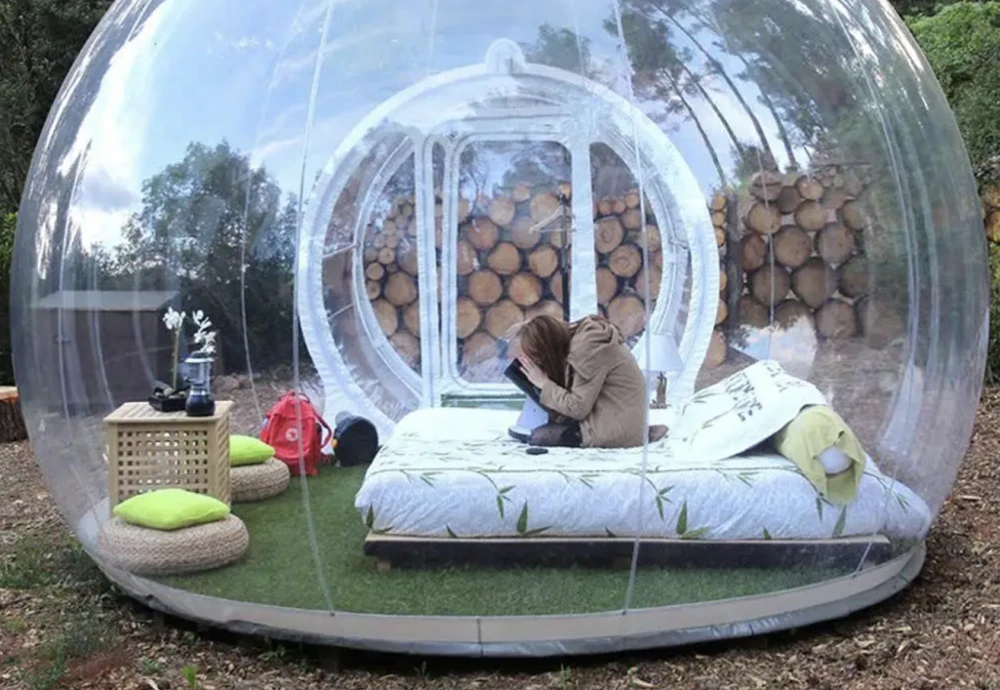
[519,355,550,389]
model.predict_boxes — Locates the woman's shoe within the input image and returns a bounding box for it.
[529,423,582,448]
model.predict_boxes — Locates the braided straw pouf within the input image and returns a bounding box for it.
[231,458,291,503]
[99,515,249,576]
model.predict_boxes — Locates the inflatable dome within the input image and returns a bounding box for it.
[10,0,988,656]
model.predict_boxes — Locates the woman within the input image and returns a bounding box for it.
[517,313,661,448]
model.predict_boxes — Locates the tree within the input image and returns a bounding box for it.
[604,5,731,184]
[711,0,863,158]
[907,2,1000,185]
[648,0,797,169]
[522,24,600,77]
[0,214,16,384]
[108,141,300,372]
[889,0,987,16]
[0,0,114,213]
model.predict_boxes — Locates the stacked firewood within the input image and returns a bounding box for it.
[361,183,684,373]
[361,193,423,371]
[347,163,899,383]
[734,167,901,345]
[452,182,571,370]
[708,194,730,369]
[590,189,665,341]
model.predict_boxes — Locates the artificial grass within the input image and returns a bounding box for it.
[157,467,836,616]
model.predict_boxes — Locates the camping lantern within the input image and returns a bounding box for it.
[183,353,215,417]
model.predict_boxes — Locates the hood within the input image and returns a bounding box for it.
[571,315,624,345]
[567,316,626,370]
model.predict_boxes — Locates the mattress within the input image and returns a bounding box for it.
[354,408,932,542]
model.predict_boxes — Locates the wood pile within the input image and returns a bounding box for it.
[708,193,731,370]
[732,166,902,346]
[359,183,679,376]
[346,163,900,382]
[591,189,664,341]
[453,182,571,372]
[360,192,425,371]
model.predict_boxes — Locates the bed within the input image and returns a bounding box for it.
[354,362,933,569]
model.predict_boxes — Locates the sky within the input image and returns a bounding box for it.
[59,0,808,254]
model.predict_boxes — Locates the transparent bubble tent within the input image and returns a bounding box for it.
[10,0,989,657]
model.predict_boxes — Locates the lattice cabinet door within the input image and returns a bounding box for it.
[105,401,233,511]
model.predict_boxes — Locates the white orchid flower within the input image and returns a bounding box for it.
[162,307,186,331]
[194,328,218,352]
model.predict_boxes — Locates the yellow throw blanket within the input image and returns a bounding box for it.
[773,405,866,505]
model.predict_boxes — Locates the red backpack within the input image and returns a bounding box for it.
[260,392,333,477]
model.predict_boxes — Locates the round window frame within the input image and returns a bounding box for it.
[298,40,719,429]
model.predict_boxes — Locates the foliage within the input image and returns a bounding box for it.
[902,3,1000,381]
[0,213,15,385]
[522,24,596,75]
[0,0,114,214]
[906,2,1000,186]
[96,141,300,373]
[988,247,1000,381]
[181,665,200,690]
[890,0,987,17]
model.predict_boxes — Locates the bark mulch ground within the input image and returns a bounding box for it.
[1,390,998,690]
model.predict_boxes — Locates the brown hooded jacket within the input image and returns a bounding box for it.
[539,316,648,448]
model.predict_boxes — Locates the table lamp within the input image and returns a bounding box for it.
[633,332,683,408]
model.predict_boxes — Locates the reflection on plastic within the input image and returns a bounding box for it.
[8,0,988,656]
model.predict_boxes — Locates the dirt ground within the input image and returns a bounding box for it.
[1,390,999,690]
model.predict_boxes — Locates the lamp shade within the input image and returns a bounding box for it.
[633,332,683,374]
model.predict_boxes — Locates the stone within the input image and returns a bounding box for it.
[987,210,1000,243]
[981,184,1000,211]
[214,375,241,393]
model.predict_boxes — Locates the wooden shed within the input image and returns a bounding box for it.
[35,290,178,411]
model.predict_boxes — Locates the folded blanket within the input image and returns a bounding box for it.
[773,405,866,505]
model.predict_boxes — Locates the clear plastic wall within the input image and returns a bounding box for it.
[10,0,987,653]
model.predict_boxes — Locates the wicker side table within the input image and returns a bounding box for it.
[105,401,233,511]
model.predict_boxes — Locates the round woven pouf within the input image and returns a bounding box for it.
[232,458,291,503]
[98,514,249,576]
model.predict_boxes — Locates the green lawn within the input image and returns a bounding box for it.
[158,468,835,616]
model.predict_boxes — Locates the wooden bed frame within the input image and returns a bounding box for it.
[364,533,894,572]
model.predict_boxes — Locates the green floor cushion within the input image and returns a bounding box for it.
[773,405,866,505]
[230,435,275,467]
[113,488,230,531]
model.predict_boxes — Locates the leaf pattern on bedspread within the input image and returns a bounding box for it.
[358,450,924,540]
[654,484,674,521]
[357,367,933,540]
[676,501,688,535]
[832,506,848,539]
[515,503,550,537]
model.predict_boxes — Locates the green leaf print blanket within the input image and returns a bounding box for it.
[355,361,931,541]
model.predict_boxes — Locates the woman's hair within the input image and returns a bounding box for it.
[519,314,572,388]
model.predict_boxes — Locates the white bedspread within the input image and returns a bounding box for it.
[354,408,931,541]
[355,362,932,541]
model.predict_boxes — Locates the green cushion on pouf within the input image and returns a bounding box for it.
[113,489,229,531]
[230,435,275,467]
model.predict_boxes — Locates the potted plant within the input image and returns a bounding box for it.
[149,308,217,412]
[184,311,218,417]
